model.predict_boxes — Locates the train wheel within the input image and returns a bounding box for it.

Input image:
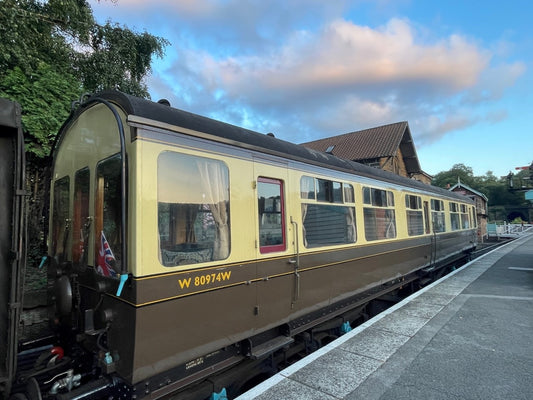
[26,378,43,400]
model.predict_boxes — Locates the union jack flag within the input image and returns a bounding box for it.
[97,231,117,277]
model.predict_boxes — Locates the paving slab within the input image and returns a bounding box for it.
[238,234,533,400]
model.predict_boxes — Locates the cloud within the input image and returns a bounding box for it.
[180,18,491,100]
[93,1,525,147]
[465,62,526,103]
[158,16,506,142]
[413,114,474,145]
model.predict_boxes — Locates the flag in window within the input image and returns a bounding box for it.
[97,230,117,277]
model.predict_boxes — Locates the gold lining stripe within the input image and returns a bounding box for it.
[131,237,428,281]
[118,242,432,307]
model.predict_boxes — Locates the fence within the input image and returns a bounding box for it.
[487,222,532,238]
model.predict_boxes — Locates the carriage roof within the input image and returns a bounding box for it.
[60,90,472,203]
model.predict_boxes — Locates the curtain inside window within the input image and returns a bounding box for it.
[196,160,230,260]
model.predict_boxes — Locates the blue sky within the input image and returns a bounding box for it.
[90,0,532,178]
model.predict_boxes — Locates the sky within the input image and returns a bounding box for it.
[90,0,532,179]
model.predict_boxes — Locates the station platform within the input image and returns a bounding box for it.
[237,233,533,400]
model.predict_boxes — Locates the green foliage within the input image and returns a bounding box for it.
[0,0,168,270]
[0,0,85,77]
[0,64,81,158]
[431,163,476,189]
[0,0,168,159]
[432,164,531,222]
[76,22,168,97]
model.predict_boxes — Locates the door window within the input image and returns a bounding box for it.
[258,177,286,253]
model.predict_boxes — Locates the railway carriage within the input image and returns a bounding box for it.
[12,91,477,399]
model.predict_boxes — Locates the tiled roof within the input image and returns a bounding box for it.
[449,182,488,201]
[301,121,422,174]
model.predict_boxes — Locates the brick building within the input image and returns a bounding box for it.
[301,121,432,184]
[449,181,489,241]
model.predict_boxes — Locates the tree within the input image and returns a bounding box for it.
[432,164,531,222]
[0,65,81,159]
[431,163,476,189]
[76,22,167,97]
[0,0,168,269]
[0,0,168,159]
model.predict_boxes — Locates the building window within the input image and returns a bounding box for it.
[363,187,396,241]
[362,158,381,169]
[258,177,286,253]
[158,152,230,266]
[405,194,424,236]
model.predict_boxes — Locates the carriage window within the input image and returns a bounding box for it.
[449,202,460,231]
[471,207,477,228]
[363,187,396,241]
[300,176,356,247]
[431,199,445,233]
[303,204,356,247]
[95,154,122,276]
[460,204,470,229]
[158,152,230,266]
[316,179,343,203]
[72,168,90,268]
[51,176,70,262]
[301,176,346,203]
[300,176,315,200]
[405,194,424,236]
[423,201,430,234]
[344,183,355,203]
[258,177,286,253]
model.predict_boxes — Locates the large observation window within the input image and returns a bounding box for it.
[158,151,230,266]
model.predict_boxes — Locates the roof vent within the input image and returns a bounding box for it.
[157,99,171,106]
[266,132,275,137]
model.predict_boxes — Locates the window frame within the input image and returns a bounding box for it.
[362,186,397,241]
[157,151,231,267]
[405,194,424,236]
[72,167,90,268]
[449,202,461,231]
[430,199,446,233]
[94,154,122,276]
[51,176,70,262]
[300,175,357,248]
[258,177,286,254]
[460,204,470,229]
